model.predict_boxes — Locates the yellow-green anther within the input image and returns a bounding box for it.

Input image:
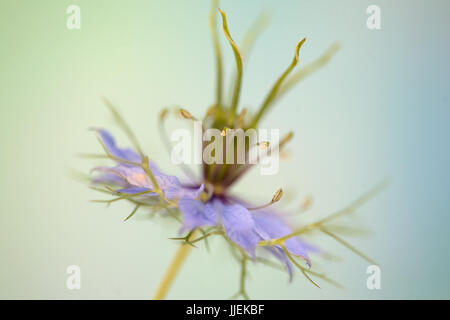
[159,108,169,120]
[250,38,306,128]
[247,187,283,211]
[258,141,270,150]
[271,188,283,203]
[221,127,229,136]
[179,108,196,120]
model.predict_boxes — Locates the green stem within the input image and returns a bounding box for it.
[153,230,198,300]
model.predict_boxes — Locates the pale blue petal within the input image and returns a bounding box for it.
[265,247,294,282]
[155,175,181,199]
[253,211,312,267]
[178,199,218,233]
[96,129,141,163]
[169,184,205,200]
[221,204,260,257]
[95,129,160,173]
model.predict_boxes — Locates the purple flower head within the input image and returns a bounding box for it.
[84,2,381,299]
[91,129,314,276]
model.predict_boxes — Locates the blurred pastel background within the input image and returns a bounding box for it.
[0,0,449,299]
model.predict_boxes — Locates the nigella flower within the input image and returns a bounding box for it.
[92,128,312,270]
[84,0,384,299]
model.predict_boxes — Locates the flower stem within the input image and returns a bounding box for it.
[153,231,197,300]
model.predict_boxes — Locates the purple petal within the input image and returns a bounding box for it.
[95,129,141,163]
[265,246,294,282]
[93,163,202,203]
[154,174,203,200]
[115,187,155,195]
[91,168,129,186]
[253,211,311,267]
[94,129,161,173]
[284,239,311,268]
[155,175,181,199]
[106,166,153,189]
[221,204,260,257]
[169,184,205,200]
[178,199,218,233]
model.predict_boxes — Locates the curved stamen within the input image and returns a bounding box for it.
[247,188,283,211]
[158,108,198,182]
[179,108,197,121]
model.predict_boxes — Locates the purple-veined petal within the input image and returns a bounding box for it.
[221,204,260,257]
[178,199,218,233]
[155,175,181,199]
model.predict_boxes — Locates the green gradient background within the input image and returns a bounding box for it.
[1,0,449,299]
